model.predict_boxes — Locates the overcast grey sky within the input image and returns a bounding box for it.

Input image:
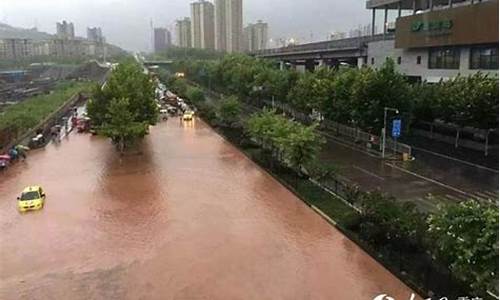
[0,0,376,52]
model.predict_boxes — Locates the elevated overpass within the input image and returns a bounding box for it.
[249,33,394,71]
[143,60,174,67]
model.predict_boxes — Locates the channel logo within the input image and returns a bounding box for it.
[373,293,417,300]
[373,295,396,300]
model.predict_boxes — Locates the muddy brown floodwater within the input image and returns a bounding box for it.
[0,119,421,300]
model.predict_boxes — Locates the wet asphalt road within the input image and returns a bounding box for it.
[319,138,498,211]
[0,119,419,299]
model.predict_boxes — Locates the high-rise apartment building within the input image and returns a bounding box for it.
[87,27,104,43]
[56,20,75,39]
[225,0,243,53]
[214,0,226,51]
[154,27,172,52]
[190,0,215,49]
[214,0,243,53]
[244,20,268,52]
[175,18,192,48]
[165,29,172,48]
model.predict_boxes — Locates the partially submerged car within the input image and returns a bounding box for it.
[17,186,46,212]
[183,111,195,121]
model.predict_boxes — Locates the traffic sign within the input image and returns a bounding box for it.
[392,119,401,138]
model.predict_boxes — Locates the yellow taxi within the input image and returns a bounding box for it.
[17,186,45,212]
[183,111,195,121]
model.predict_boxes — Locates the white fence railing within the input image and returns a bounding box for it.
[260,99,412,158]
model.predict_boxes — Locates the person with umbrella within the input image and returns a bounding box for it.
[15,145,29,161]
[8,147,18,161]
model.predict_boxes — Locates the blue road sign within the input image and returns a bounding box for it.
[392,119,401,138]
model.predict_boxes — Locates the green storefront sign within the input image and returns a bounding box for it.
[411,20,453,32]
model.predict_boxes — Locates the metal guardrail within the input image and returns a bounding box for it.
[325,119,412,157]
[386,137,412,157]
[260,98,412,158]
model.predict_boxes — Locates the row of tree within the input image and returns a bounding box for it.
[150,47,226,61]
[246,109,324,173]
[356,192,498,296]
[171,54,498,130]
[87,59,158,152]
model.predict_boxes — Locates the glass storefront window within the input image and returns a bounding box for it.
[428,47,460,69]
[470,45,498,70]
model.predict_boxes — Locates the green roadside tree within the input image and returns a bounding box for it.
[283,122,324,172]
[87,59,158,151]
[427,200,499,295]
[330,68,358,124]
[170,77,189,97]
[246,109,324,171]
[465,73,498,129]
[217,96,241,127]
[350,59,411,131]
[186,86,205,104]
[358,191,427,251]
[287,68,335,114]
[216,54,258,97]
[100,98,149,153]
[246,109,279,149]
[436,73,499,129]
[411,82,441,123]
[152,47,225,61]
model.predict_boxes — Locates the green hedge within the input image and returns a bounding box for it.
[0,81,92,134]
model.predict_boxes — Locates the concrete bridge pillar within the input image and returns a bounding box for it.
[357,57,365,69]
[295,64,306,73]
[315,59,325,70]
[305,59,316,72]
[279,61,285,71]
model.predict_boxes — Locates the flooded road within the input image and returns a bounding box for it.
[1,119,419,300]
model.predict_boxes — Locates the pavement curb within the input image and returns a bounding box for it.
[311,205,337,226]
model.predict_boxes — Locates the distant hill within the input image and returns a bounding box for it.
[0,22,54,40]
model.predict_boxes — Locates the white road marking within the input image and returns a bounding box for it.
[386,162,470,196]
[319,131,381,159]
[412,145,498,174]
[352,165,385,181]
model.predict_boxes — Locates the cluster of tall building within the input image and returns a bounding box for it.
[0,20,115,60]
[170,0,268,53]
[244,20,268,52]
[154,27,172,52]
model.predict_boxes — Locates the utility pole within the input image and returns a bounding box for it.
[382,107,399,159]
[150,18,154,54]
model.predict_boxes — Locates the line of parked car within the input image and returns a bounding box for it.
[157,88,195,122]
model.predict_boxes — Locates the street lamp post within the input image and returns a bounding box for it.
[382,107,399,159]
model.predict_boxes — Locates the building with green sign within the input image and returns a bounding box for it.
[366,0,498,82]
